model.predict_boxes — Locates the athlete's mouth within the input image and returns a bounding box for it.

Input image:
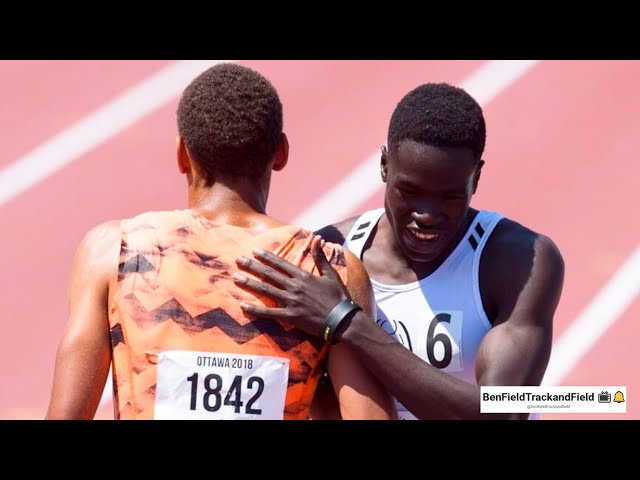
[406,224,444,242]
[407,228,440,241]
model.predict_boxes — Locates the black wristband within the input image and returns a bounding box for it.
[322,299,362,343]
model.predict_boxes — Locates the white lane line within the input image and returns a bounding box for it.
[0,60,226,207]
[542,244,640,386]
[293,60,541,231]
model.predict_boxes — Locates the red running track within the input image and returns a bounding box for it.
[0,60,637,420]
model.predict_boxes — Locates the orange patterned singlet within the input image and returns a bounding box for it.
[108,210,347,420]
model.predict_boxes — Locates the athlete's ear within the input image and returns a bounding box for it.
[472,159,485,194]
[380,146,389,183]
[176,135,191,175]
[272,132,289,172]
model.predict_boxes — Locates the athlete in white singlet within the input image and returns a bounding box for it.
[234,82,565,420]
[343,208,503,419]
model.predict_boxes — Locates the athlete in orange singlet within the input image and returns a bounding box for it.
[45,63,394,420]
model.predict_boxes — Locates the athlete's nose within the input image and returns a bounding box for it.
[412,208,443,228]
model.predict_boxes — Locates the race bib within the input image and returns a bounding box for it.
[155,351,290,420]
[378,310,464,373]
[397,310,464,420]
[417,310,463,373]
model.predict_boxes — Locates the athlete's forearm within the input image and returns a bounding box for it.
[337,311,510,420]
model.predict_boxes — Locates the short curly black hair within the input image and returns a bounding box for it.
[177,63,283,185]
[387,83,486,160]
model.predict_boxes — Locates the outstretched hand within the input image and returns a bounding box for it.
[233,236,351,338]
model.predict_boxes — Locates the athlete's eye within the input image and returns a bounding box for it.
[442,194,465,202]
[397,185,418,195]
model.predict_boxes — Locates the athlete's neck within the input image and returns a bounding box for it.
[187,176,280,229]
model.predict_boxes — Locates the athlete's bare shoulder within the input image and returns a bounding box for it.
[71,220,122,287]
[78,220,121,258]
[314,216,359,245]
[480,217,564,323]
[485,218,563,270]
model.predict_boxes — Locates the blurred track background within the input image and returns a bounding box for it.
[1,60,637,420]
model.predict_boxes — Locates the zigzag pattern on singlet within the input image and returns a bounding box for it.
[108,210,347,420]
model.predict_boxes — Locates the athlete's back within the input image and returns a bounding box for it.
[46,63,394,421]
[111,209,349,420]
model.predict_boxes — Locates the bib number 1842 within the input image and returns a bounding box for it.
[187,373,264,414]
[155,351,290,420]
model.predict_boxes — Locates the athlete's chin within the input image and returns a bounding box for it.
[403,249,444,264]
[401,232,447,263]
[401,242,446,264]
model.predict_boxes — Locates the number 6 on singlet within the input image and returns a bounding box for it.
[155,351,290,420]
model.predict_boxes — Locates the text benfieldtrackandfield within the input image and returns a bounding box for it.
[483,392,594,402]
[480,386,626,414]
